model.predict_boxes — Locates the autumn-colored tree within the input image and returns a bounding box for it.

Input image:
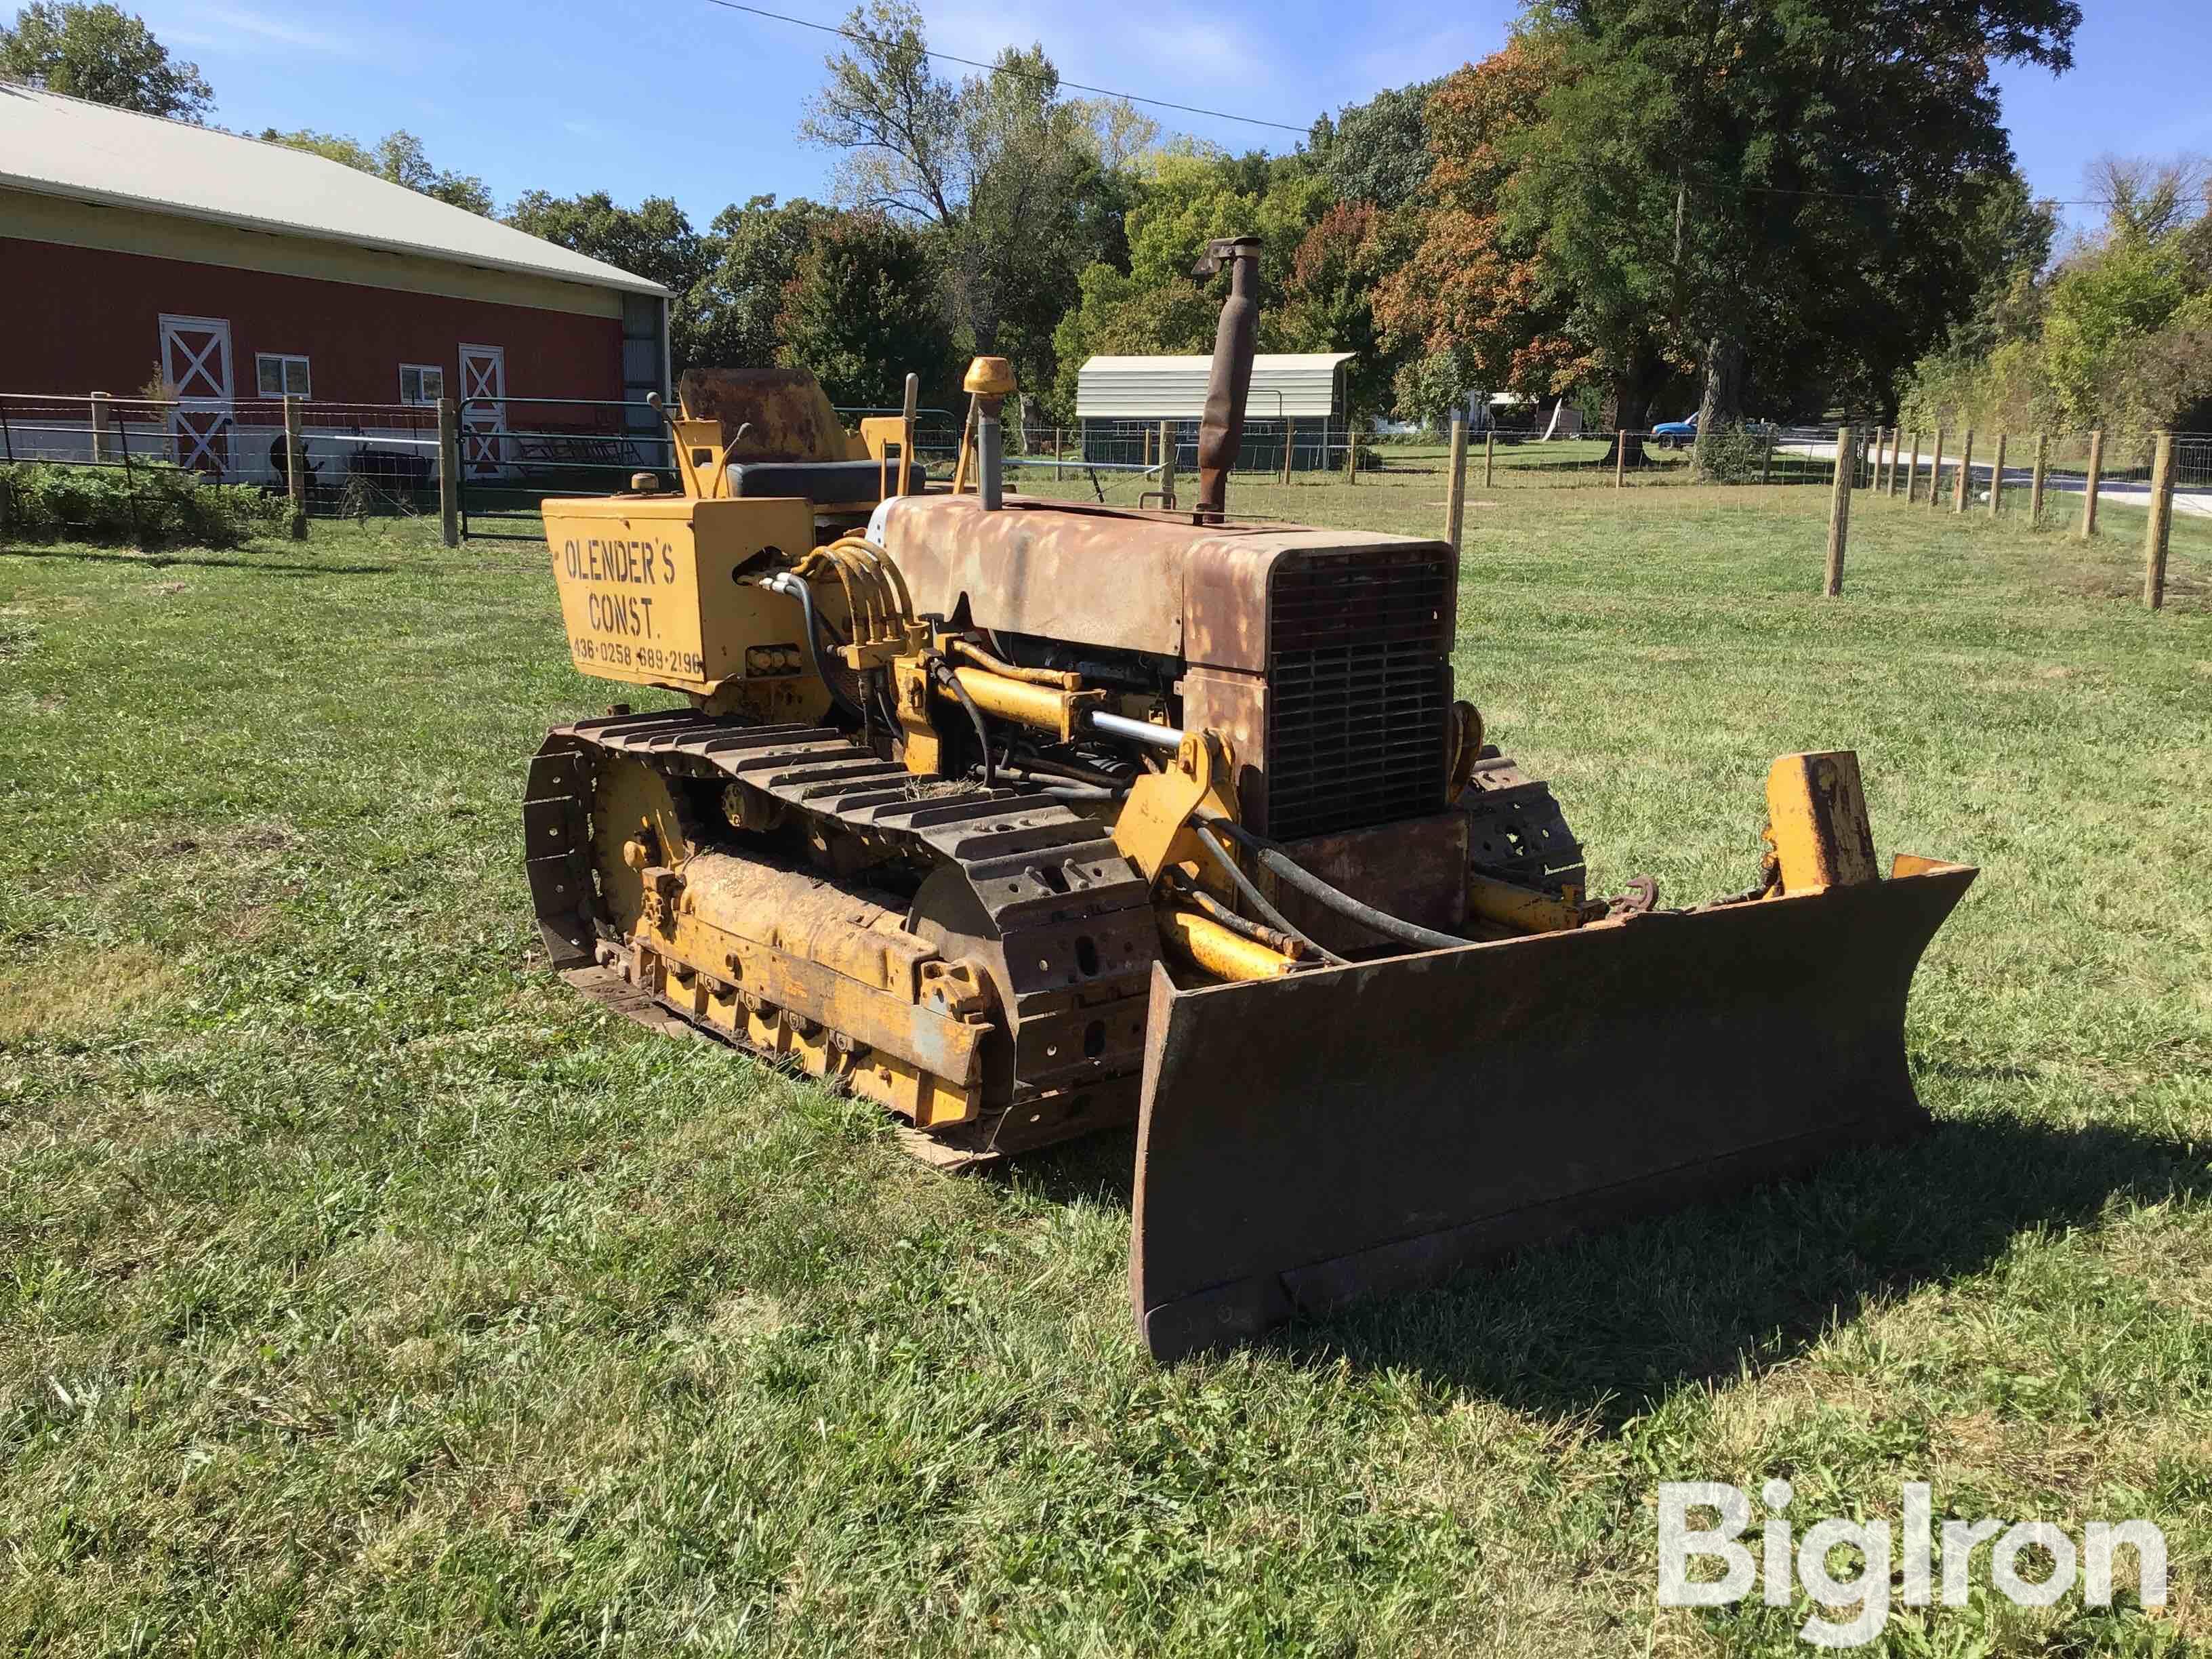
[1372,40,1584,428]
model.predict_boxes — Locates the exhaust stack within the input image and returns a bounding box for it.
[1193,236,1261,525]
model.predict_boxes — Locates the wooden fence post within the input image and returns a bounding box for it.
[1953,429,1973,511]
[2080,428,2103,539]
[1760,427,1775,485]
[1987,432,2006,518]
[1825,426,1853,596]
[1904,431,1920,501]
[437,396,461,548]
[1158,420,1176,510]
[1614,429,1627,488]
[90,391,113,463]
[1345,424,1358,485]
[2029,432,2047,526]
[1053,427,1063,483]
[1280,417,1294,486]
[2144,432,2175,609]
[1483,429,1496,489]
[1928,426,1946,511]
[1445,411,1468,548]
[283,393,307,539]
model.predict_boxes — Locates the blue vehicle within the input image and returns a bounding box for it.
[1653,411,1775,449]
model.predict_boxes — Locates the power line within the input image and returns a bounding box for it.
[700,0,1310,134]
[703,1,2153,209]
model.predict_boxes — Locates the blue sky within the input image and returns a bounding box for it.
[133,0,2211,240]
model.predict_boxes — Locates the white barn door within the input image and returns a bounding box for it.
[160,314,234,477]
[459,344,507,477]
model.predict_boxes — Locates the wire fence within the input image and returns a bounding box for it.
[0,391,449,531]
[5,388,2200,592]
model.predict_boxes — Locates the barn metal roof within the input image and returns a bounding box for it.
[1077,353,1353,420]
[0,85,668,298]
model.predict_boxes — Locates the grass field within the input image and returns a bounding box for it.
[3,479,2209,1656]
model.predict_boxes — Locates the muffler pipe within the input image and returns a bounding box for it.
[1193,235,1262,525]
[978,405,1004,510]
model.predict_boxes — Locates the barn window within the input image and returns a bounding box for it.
[255,352,311,399]
[399,364,445,405]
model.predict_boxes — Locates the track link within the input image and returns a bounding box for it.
[525,710,1158,1164]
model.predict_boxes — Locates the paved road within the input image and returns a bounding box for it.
[1775,439,2211,518]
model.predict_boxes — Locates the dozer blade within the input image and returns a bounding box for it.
[1130,861,1975,1361]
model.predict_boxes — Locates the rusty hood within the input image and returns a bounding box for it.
[872,494,1451,669]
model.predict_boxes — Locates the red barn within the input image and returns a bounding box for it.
[0,84,669,482]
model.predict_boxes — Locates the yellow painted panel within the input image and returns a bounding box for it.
[543,493,815,694]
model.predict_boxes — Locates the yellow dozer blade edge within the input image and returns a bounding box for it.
[1130,860,1975,1361]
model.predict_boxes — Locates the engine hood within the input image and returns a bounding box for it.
[871,494,1450,672]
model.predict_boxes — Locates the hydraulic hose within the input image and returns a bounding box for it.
[1166,873,1311,960]
[1206,817,1472,954]
[1192,823,1347,966]
[932,658,996,790]
[767,572,865,723]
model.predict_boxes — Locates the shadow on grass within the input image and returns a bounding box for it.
[1010,1110,2202,1424]
[1254,1113,2207,1423]
[1,544,398,576]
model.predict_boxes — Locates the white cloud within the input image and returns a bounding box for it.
[142,1,384,60]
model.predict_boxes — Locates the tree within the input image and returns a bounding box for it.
[1374,41,1584,428]
[262,128,493,216]
[1307,79,1441,211]
[689,195,838,370]
[1896,152,2211,437]
[1,1,211,119]
[777,212,956,409]
[800,1,1149,409]
[507,192,713,365]
[1048,146,1336,415]
[1505,0,2082,467]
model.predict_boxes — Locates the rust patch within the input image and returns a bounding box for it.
[677,367,859,463]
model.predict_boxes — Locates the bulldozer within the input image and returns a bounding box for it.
[526,236,1975,1361]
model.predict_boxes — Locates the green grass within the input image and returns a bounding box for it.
[3,482,2209,1655]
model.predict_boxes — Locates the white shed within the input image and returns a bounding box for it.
[1074,352,1355,472]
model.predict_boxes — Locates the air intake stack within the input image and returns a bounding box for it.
[1193,235,1261,525]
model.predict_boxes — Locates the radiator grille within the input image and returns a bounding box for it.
[1265,546,1452,840]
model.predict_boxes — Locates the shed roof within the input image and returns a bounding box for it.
[0,85,668,298]
[1077,353,1352,420]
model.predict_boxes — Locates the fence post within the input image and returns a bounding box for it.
[1483,429,1496,489]
[1928,426,1946,511]
[1901,431,1919,500]
[112,394,144,547]
[1953,428,1973,512]
[1053,427,1063,483]
[1825,426,1853,596]
[1278,418,1292,486]
[1987,432,2006,518]
[2144,432,2175,609]
[1760,427,1775,485]
[281,394,308,539]
[1158,419,1176,510]
[1345,424,1358,485]
[2080,428,2103,539]
[1614,429,1627,488]
[90,391,113,464]
[1445,411,1468,549]
[1879,428,1893,493]
[437,396,461,548]
[2029,433,2047,526]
